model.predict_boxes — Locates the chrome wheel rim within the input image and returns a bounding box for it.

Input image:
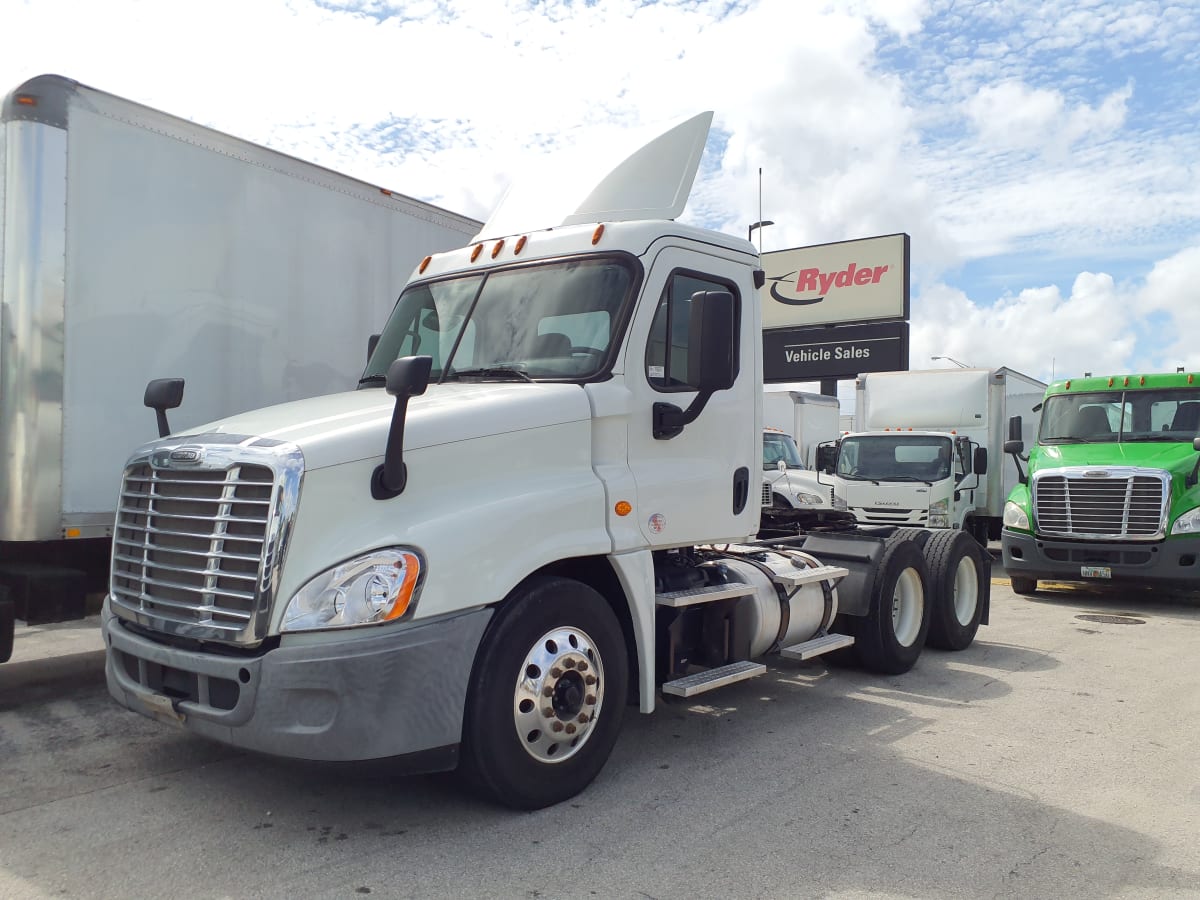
[513,626,604,764]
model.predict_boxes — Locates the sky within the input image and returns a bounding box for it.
[4,0,1200,393]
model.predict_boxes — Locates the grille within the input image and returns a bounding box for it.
[1034,472,1167,539]
[111,462,276,640]
[761,481,772,507]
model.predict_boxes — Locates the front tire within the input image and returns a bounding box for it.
[924,531,987,651]
[460,576,628,810]
[1010,575,1038,595]
[851,540,931,674]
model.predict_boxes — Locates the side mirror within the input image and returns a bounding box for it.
[144,378,185,438]
[815,443,838,475]
[371,356,433,499]
[1194,437,1200,452]
[687,290,737,393]
[777,459,787,473]
[653,291,736,439]
[974,446,988,476]
[1003,439,1024,455]
[1007,415,1023,442]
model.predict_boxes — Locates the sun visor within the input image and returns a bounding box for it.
[474,111,713,242]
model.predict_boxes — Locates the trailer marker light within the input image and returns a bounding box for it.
[470,243,483,262]
[418,255,432,274]
[379,188,392,197]
[514,235,527,255]
[65,527,81,539]
[15,94,36,107]
[591,224,605,245]
[615,501,632,517]
[491,240,505,259]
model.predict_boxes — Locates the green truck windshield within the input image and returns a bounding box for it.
[1039,388,1200,444]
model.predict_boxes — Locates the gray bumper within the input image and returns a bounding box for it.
[1002,530,1200,588]
[103,604,492,761]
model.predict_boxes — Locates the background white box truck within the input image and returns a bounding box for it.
[819,367,1044,543]
[0,75,479,658]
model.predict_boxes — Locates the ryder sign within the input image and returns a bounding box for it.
[761,233,909,328]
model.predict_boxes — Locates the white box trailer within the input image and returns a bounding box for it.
[0,74,479,649]
[762,389,840,466]
[830,367,1044,541]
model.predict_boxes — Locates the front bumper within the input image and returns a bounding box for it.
[1002,530,1200,588]
[103,602,492,761]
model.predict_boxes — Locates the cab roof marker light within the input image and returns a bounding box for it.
[1065,380,1071,389]
[470,243,483,262]
[418,255,432,274]
[592,224,605,245]
[1190,374,1195,385]
[514,235,527,255]
[1124,377,1130,387]
[1139,376,1146,386]
[1108,377,1114,387]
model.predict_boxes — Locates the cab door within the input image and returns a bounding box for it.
[623,246,760,548]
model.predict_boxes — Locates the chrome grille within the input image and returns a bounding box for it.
[1033,468,1169,540]
[109,437,303,644]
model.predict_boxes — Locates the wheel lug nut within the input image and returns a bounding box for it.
[577,713,588,724]
[543,707,555,718]
[577,661,588,672]
[584,674,596,686]
[586,694,597,705]
[550,667,563,678]
[565,724,577,735]
[562,658,576,669]
[551,721,564,733]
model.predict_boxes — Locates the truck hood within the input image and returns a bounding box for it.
[169,382,592,470]
[1032,442,1200,477]
[840,479,942,508]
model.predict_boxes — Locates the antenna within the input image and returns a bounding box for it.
[758,168,763,250]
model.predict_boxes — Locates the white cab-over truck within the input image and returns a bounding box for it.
[102,113,990,809]
[0,75,478,661]
[819,368,1044,544]
[760,428,852,535]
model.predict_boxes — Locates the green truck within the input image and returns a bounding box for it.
[1001,372,1200,594]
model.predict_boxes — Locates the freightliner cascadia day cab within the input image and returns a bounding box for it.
[0,75,479,661]
[102,112,991,809]
[818,368,1044,544]
[1001,372,1200,594]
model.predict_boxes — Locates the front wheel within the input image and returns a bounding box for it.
[460,576,628,809]
[924,530,988,650]
[1010,575,1038,595]
[851,540,931,674]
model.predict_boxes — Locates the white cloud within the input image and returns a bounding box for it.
[964,79,1130,155]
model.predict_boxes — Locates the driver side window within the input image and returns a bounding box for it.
[645,271,736,391]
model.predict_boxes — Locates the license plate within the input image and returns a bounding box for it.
[139,692,186,727]
[1080,565,1112,579]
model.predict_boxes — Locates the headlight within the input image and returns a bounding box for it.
[282,549,423,632]
[1170,506,1200,535]
[928,498,949,529]
[832,493,848,510]
[1003,500,1030,530]
[794,492,825,506]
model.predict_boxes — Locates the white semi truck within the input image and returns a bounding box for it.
[100,112,990,809]
[0,75,479,660]
[762,389,841,467]
[819,368,1044,544]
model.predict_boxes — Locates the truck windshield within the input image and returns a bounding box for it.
[361,257,637,384]
[837,434,953,482]
[763,432,805,470]
[1039,389,1200,444]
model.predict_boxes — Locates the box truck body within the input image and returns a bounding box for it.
[0,74,479,643]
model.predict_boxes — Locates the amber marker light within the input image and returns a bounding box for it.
[1065,381,1071,389]
[514,235,528,255]
[418,255,432,274]
[15,94,36,106]
[491,240,505,259]
[65,527,81,539]
[382,555,422,621]
[592,224,605,245]
[1124,377,1130,387]
[1190,375,1195,385]
[615,501,632,517]
[470,243,483,262]
[1108,378,1114,387]
[1139,376,1146,386]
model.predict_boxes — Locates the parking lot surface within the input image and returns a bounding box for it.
[1,576,1197,899]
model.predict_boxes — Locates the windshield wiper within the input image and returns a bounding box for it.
[886,475,936,483]
[444,366,534,383]
[1042,436,1089,443]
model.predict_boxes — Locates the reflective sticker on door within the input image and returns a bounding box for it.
[648,513,666,534]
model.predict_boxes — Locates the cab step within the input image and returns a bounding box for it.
[772,564,849,590]
[661,660,766,697]
[655,583,753,608]
[779,632,855,661]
